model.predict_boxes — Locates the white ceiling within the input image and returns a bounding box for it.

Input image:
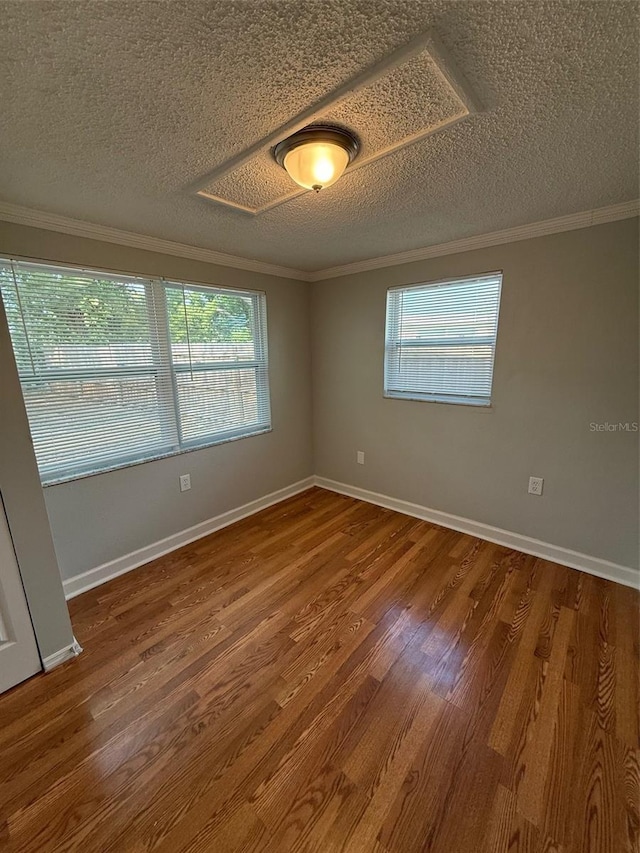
[0,1,637,273]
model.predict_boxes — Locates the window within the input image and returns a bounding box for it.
[0,259,271,484]
[384,272,502,406]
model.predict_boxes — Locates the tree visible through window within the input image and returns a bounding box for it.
[0,259,271,483]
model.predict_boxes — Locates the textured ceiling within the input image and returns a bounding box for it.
[197,34,475,213]
[0,0,637,272]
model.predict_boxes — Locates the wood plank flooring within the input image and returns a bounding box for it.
[1,487,638,852]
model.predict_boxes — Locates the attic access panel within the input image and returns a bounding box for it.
[194,31,480,215]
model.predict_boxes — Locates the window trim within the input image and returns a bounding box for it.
[0,255,272,486]
[384,270,503,408]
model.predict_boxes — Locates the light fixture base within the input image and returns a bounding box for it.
[273,125,360,169]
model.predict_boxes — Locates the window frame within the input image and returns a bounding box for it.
[162,279,271,451]
[0,256,272,486]
[384,271,503,408]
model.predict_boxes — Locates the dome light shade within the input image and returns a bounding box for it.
[274,125,359,192]
[283,142,349,191]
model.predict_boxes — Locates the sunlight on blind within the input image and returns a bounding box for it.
[384,273,502,406]
[0,260,271,483]
[164,282,270,447]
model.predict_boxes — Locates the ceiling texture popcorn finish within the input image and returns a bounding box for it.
[196,32,479,213]
[0,0,638,272]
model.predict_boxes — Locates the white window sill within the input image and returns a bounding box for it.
[383,391,494,409]
[42,425,272,487]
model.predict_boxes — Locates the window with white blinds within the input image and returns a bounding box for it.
[384,273,502,406]
[0,259,271,484]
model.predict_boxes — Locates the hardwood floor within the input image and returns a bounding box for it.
[1,487,638,852]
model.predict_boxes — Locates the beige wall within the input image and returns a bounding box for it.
[1,215,638,610]
[0,222,313,581]
[311,218,639,571]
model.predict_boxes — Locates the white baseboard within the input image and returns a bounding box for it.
[60,473,638,598]
[62,477,315,599]
[314,477,639,590]
[42,637,83,671]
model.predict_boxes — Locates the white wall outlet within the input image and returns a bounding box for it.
[356,451,365,465]
[528,476,544,496]
[179,474,191,492]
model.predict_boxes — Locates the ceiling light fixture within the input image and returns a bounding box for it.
[274,125,360,193]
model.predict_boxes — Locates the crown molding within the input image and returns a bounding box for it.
[0,201,310,281]
[307,199,640,281]
[0,199,636,285]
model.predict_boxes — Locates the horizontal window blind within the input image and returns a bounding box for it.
[384,273,502,406]
[164,282,270,447]
[0,259,271,483]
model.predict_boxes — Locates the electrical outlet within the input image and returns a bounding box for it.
[528,476,544,496]
[357,451,365,465]
[179,474,191,492]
